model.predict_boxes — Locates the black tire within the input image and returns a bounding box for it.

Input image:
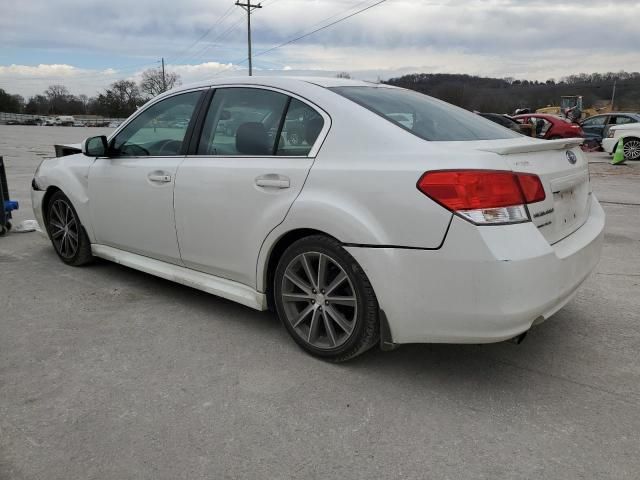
[45,191,93,266]
[274,235,379,362]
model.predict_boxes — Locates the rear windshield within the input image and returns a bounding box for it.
[330,86,520,141]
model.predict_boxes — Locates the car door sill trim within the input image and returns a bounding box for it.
[91,244,267,311]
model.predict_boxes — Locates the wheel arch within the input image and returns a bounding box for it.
[260,228,340,309]
[41,186,62,224]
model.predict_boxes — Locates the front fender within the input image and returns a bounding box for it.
[37,153,96,241]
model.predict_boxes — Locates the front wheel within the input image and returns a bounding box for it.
[46,191,93,266]
[274,235,379,362]
[623,138,640,161]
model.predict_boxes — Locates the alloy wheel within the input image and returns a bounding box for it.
[623,139,640,160]
[281,252,357,349]
[49,199,79,259]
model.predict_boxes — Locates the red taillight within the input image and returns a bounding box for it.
[417,170,546,225]
[516,172,546,203]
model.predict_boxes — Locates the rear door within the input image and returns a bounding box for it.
[174,86,328,287]
[581,115,608,139]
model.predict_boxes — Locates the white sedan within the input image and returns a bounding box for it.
[602,123,640,160]
[31,77,604,361]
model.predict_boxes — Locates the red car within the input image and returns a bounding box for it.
[513,113,584,140]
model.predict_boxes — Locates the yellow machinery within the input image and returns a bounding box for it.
[536,96,611,121]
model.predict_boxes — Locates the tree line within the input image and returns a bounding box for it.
[2,69,639,117]
[0,67,180,118]
[384,71,640,114]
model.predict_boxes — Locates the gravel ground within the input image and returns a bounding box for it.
[1,126,639,479]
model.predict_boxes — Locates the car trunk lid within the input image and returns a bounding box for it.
[477,138,590,244]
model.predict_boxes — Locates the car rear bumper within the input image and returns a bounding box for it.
[346,196,605,344]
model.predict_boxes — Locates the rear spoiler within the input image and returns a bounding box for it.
[54,143,82,157]
[478,138,584,155]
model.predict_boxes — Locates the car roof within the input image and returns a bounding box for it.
[170,75,379,94]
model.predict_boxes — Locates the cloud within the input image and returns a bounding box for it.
[1,0,639,97]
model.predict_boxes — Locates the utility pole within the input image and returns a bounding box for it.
[161,57,167,91]
[235,0,262,76]
[610,80,617,111]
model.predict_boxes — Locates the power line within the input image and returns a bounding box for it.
[211,0,389,78]
[167,3,237,65]
[176,12,246,66]
[254,0,387,59]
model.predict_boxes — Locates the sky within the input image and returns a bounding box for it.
[0,0,639,98]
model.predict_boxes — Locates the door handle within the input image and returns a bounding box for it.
[255,174,290,189]
[148,172,172,183]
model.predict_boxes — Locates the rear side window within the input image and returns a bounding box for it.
[278,98,324,156]
[197,88,325,156]
[198,88,288,156]
[331,86,520,141]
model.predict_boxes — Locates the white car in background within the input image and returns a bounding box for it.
[31,77,604,361]
[602,123,640,160]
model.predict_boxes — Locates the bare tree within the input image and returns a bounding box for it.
[336,72,351,79]
[96,80,145,117]
[45,84,71,113]
[140,68,181,98]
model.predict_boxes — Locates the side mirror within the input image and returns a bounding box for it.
[82,135,109,157]
[220,110,232,120]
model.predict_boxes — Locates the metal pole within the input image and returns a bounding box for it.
[161,57,167,91]
[236,1,262,76]
[610,80,617,110]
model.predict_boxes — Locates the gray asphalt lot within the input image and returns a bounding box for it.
[1,126,639,479]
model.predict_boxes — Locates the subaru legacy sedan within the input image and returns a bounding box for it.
[31,77,604,361]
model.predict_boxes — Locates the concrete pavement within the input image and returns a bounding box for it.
[1,127,639,479]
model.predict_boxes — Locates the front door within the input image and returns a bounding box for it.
[88,90,203,264]
[174,87,327,287]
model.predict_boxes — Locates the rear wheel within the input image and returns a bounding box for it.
[274,235,379,362]
[46,191,93,266]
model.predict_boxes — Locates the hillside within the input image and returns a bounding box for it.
[384,72,640,114]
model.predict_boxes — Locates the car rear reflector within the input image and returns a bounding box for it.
[417,170,546,225]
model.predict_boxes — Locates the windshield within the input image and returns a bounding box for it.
[330,86,520,141]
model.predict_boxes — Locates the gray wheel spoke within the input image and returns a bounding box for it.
[300,254,317,289]
[50,220,65,232]
[307,309,321,343]
[51,229,64,239]
[68,230,78,241]
[322,310,337,347]
[282,292,313,302]
[292,303,314,328]
[285,271,313,295]
[327,296,356,307]
[325,271,347,296]
[325,305,354,334]
[51,203,64,223]
[281,250,358,350]
[317,254,327,290]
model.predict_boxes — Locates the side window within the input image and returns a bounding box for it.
[583,116,606,127]
[198,88,288,156]
[111,91,202,157]
[277,98,325,156]
[613,116,634,125]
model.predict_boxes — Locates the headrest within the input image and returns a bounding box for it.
[236,122,270,155]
